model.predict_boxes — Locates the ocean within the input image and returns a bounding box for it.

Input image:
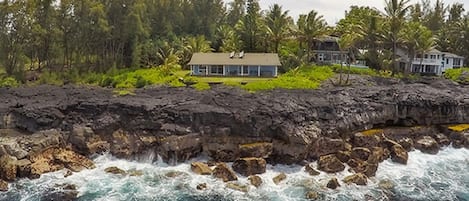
[1,147,468,201]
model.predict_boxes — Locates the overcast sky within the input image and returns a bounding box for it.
[256,0,469,25]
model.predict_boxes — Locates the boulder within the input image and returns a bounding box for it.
[196,183,207,190]
[343,173,368,185]
[0,155,17,181]
[367,147,388,164]
[248,175,263,187]
[52,148,96,172]
[318,155,345,173]
[310,138,346,159]
[213,163,237,182]
[0,179,7,192]
[364,163,379,177]
[232,158,266,177]
[273,173,287,185]
[191,162,212,175]
[239,142,273,158]
[353,132,381,148]
[397,138,414,152]
[415,136,440,154]
[64,170,73,178]
[306,191,319,200]
[104,167,126,175]
[326,178,340,189]
[434,133,450,147]
[350,147,371,161]
[335,151,351,163]
[390,145,408,164]
[15,159,31,178]
[226,182,249,193]
[305,164,320,176]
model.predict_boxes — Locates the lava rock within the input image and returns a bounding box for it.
[213,163,237,182]
[196,183,207,190]
[0,155,17,181]
[434,133,450,147]
[318,154,345,173]
[226,182,248,193]
[390,144,408,164]
[248,175,263,187]
[0,179,8,192]
[273,173,287,185]
[351,147,371,161]
[306,191,319,200]
[415,136,440,154]
[335,151,351,163]
[232,158,266,177]
[239,142,273,158]
[397,138,414,152]
[353,132,381,148]
[191,162,212,175]
[326,178,340,189]
[104,167,126,175]
[343,173,368,185]
[305,164,320,176]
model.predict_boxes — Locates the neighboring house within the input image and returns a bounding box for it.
[188,52,280,77]
[312,36,368,67]
[313,36,347,64]
[398,48,464,76]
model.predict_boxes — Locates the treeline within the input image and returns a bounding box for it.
[0,0,469,81]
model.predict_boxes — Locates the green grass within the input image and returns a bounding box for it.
[444,68,469,83]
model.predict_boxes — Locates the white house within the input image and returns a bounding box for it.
[398,48,464,76]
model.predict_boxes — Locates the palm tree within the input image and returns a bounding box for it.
[265,4,291,53]
[337,28,362,85]
[384,0,411,74]
[216,25,242,52]
[401,22,422,74]
[295,10,328,63]
[416,28,434,74]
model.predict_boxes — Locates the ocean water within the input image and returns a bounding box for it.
[1,148,469,201]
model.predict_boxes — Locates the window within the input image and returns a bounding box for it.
[210,65,223,75]
[454,59,461,66]
[424,54,428,59]
[446,59,449,64]
[199,66,207,75]
[430,55,436,59]
[242,66,249,75]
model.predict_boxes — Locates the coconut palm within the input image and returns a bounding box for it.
[295,10,328,63]
[401,21,425,74]
[416,27,435,73]
[265,4,291,53]
[383,0,411,74]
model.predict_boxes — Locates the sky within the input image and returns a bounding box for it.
[257,0,469,25]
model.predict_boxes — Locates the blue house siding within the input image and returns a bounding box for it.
[191,65,278,77]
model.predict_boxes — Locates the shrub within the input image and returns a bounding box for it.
[193,82,210,90]
[445,68,469,83]
[0,77,20,87]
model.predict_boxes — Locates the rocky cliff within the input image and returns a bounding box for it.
[0,76,469,183]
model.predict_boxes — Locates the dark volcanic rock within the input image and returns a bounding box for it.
[318,155,345,173]
[415,136,440,154]
[191,162,212,175]
[213,163,237,182]
[0,78,468,166]
[232,158,266,177]
[390,145,408,164]
[248,175,263,187]
[343,173,368,185]
[326,178,340,189]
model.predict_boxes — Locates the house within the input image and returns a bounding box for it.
[313,36,347,64]
[312,36,368,67]
[398,48,464,76]
[188,52,280,77]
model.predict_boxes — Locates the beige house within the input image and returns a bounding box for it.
[188,52,280,77]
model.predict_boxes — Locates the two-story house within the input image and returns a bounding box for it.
[399,48,464,76]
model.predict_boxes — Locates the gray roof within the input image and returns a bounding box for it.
[443,52,464,58]
[188,53,281,66]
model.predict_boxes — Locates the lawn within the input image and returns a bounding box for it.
[196,76,274,83]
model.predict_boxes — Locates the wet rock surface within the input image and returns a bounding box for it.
[0,77,469,182]
[232,157,266,177]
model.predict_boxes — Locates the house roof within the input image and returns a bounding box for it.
[443,52,464,58]
[188,53,281,66]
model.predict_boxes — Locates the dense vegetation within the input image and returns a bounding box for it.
[444,68,469,84]
[0,0,468,88]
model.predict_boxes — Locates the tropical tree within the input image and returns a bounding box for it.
[217,25,242,52]
[383,0,411,74]
[295,10,328,63]
[416,26,435,72]
[265,4,291,53]
[401,21,424,73]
